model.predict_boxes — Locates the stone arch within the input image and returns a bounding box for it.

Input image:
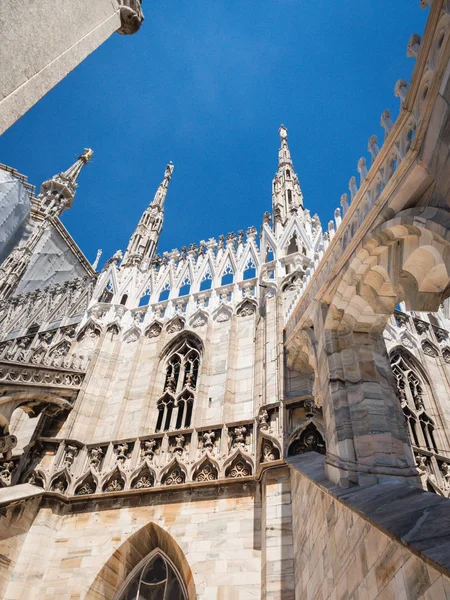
[130,463,155,490]
[258,433,281,464]
[190,455,219,483]
[327,209,450,333]
[85,522,196,600]
[160,331,203,360]
[287,421,326,457]
[160,458,187,486]
[224,450,253,479]
[74,469,99,496]
[0,390,72,435]
[49,468,70,494]
[102,467,126,493]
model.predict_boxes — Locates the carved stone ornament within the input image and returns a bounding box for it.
[289,426,326,457]
[51,476,68,493]
[231,426,247,448]
[258,410,269,431]
[443,348,450,364]
[216,310,230,323]
[166,318,184,334]
[146,322,162,338]
[192,314,207,328]
[105,477,124,492]
[132,470,153,489]
[396,313,409,327]
[164,466,185,486]
[89,447,104,470]
[422,340,438,357]
[261,440,279,463]
[414,319,429,335]
[227,460,251,478]
[64,444,78,467]
[434,328,448,343]
[195,462,217,482]
[202,430,215,452]
[142,439,157,459]
[76,482,95,496]
[237,301,256,317]
[0,461,15,486]
[174,434,185,454]
[116,442,129,462]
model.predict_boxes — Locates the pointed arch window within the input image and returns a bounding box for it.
[391,351,441,480]
[156,337,201,432]
[115,550,187,600]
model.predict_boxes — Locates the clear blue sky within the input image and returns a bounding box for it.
[0,1,428,267]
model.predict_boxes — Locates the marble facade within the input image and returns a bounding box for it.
[1,1,450,599]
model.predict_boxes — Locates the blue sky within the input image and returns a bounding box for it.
[0,1,428,267]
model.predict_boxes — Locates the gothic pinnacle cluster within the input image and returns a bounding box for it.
[122,162,174,269]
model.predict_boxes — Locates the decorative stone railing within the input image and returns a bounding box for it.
[6,414,285,495]
[0,361,85,390]
[285,2,450,331]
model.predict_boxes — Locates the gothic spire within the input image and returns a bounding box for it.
[36,148,93,218]
[272,126,303,225]
[122,162,174,268]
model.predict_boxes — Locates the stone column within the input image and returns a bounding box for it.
[261,466,295,599]
[315,317,417,487]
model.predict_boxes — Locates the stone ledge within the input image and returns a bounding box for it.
[0,483,43,507]
[288,452,450,577]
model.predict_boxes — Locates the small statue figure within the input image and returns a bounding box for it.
[174,434,185,454]
[0,461,14,486]
[258,410,269,431]
[232,426,247,448]
[116,443,129,462]
[142,439,157,459]
[90,447,103,470]
[64,445,78,467]
[202,431,215,452]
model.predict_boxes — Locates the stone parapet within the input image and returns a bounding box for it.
[289,452,450,599]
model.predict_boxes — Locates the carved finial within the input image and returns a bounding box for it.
[340,193,349,215]
[380,109,393,136]
[368,135,380,160]
[394,79,408,104]
[407,34,421,58]
[92,249,102,270]
[357,157,368,181]
[349,176,358,200]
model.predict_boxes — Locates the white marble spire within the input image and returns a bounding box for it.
[122,162,174,268]
[36,148,93,218]
[272,126,303,225]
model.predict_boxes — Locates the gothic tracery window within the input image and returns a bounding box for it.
[156,338,201,432]
[390,351,449,494]
[391,352,437,453]
[115,551,187,600]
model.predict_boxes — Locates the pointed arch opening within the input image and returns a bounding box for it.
[87,522,195,600]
